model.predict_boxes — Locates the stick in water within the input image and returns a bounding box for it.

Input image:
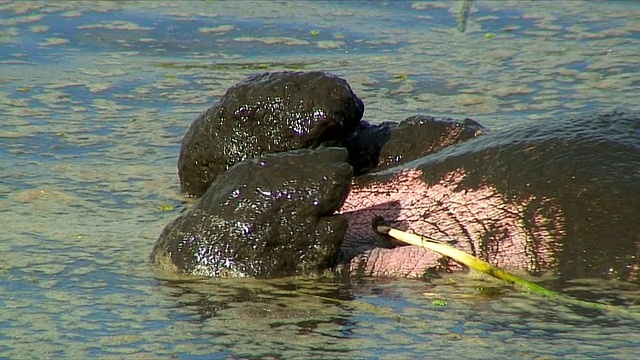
[375,225,555,297]
[375,225,640,315]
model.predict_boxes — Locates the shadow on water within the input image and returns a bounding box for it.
[149,271,640,358]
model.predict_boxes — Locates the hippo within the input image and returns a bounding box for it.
[339,111,640,281]
[152,71,640,282]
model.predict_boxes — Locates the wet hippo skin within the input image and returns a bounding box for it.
[345,115,485,175]
[339,111,640,281]
[152,147,352,278]
[178,71,364,197]
[154,71,640,282]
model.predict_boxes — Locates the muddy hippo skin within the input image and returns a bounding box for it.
[340,111,640,281]
[153,114,483,277]
[156,71,639,282]
[159,71,482,278]
[152,147,352,278]
[178,71,364,197]
[346,115,485,175]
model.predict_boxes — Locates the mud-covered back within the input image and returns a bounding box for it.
[178,71,365,197]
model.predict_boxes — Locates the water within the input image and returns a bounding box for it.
[1,1,639,358]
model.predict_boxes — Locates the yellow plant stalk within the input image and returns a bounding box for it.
[376,225,556,297]
[375,226,640,317]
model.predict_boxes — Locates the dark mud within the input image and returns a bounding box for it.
[178,71,364,197]
[154,147,352,277]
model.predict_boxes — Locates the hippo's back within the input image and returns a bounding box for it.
[348,112,640,280]
[410,111,640,280]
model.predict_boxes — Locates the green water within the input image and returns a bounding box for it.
[1,1,639,358]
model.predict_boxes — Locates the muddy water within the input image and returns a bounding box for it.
[1,1,639,358]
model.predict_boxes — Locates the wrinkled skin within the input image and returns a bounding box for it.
[179,71,364,197]
[339,111,640,281]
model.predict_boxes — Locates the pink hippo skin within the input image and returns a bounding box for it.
[339,168,564,277]
[336,111,640,281]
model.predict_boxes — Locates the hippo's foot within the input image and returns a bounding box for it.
[178,71,364,197]
[152,148,353,278]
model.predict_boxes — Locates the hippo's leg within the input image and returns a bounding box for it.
[153,147,353,278]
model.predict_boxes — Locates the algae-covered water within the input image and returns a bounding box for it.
[1,1,639,358]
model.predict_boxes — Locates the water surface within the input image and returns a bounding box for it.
[1,1,639,358]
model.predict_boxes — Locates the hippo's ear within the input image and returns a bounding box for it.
[462,118,487,136]
[345,121,395,175]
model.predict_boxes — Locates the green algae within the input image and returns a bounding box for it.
[157,204,174,212]
[432,299,448,306]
